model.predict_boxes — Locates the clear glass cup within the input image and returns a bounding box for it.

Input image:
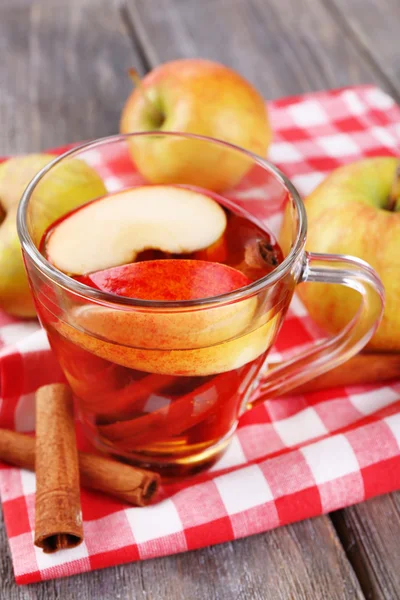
[17,133,384,478]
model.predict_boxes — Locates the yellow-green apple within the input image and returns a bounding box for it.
[120,59,272,191]
[280,157,400,351]
[45,184,279,375]
[0,153,106,317]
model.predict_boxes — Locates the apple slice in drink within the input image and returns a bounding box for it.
[65,259,275,375]
[74,258,258,348]
[55,298,279,376]
[77,372,176,419]
[97,369,241,449]
[46,184,278,376]
[97,358,262,451]
[78,259,250,301]
[45,185,227,274]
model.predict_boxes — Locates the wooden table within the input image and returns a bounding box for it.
[1,1,399,598]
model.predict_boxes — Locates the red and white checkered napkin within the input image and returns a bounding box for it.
[1,85,400,584]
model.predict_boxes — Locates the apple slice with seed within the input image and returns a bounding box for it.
[45,185,227,275]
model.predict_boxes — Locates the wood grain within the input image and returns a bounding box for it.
[0,0,134,155]
[1,0,361,597]
[0,0,398,597]
[327,0,400,100]
[332,493,400,600]
[0,506,365,600]
[125,0,394,99]
[122,5,400,595]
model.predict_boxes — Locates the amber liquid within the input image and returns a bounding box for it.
[40,191,287,478]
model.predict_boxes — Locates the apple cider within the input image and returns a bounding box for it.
[38,185,288,477]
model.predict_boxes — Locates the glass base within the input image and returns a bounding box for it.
[81,421,237,480]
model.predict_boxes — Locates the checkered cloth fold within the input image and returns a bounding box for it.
[1,85,400,584]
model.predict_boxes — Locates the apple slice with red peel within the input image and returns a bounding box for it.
[76,372,175,419]
[97,371,236,449]
[46,185,227,275]
[47,201,280,375]
[55,306,280,376]
[71,260,257,354]
[78,259,251,300]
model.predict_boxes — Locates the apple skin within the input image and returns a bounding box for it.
[120,59,272,191]
[50,261,279,375]
[0,154,106,317]
[280,157,400,351]
[78,259,251,301]
[54,312,279,377]
[59,259,276,376]
[0,206,33,316]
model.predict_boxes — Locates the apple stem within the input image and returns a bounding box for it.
[128,68,164,127]
[387,163,400,211]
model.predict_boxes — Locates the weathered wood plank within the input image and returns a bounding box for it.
[126,2,400,598]
[0,0,135,155]
[327,0,400,100]
[0,0,143,596]
[125,0,395,100]
[331,492,400,600]
[0,0,394,598]
[0,504,365,600]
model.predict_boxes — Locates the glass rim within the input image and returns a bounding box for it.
[17,131,307,309]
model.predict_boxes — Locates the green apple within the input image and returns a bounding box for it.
[120,59,272,191]
[281,157,400,351]
[0,153,106,317]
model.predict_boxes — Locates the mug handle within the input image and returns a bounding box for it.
[248,251,385,408]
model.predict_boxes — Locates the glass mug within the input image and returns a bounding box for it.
[18,133,384,478]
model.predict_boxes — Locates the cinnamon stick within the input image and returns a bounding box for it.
[0,429,160,507]
[34,384,83,553]
[78,452,160,506]
[276,352,400,395]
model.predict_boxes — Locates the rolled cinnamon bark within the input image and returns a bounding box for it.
[276,352,400,395]
[77,452,160,506]
[0,429,36,469]
[0,429,160,507]
[34,384,83,553]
